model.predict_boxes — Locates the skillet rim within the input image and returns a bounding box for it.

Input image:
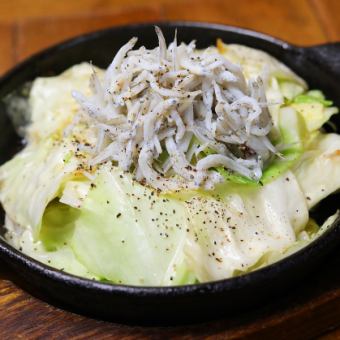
[0,21,296,86]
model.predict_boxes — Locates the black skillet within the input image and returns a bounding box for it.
[0,22,339,325]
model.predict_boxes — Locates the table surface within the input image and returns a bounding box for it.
[0,1,340,338]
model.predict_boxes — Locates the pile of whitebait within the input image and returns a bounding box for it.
[71,27,275,191]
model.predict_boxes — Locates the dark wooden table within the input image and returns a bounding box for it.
[0,1,339,338]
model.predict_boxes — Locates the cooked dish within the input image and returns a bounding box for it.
[1,28,339,286]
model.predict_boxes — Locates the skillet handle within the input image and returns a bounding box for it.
[303,42,340,79]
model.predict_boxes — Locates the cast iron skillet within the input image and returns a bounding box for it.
[0,22,339,325]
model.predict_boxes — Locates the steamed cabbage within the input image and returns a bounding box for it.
[0,39,339,286]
